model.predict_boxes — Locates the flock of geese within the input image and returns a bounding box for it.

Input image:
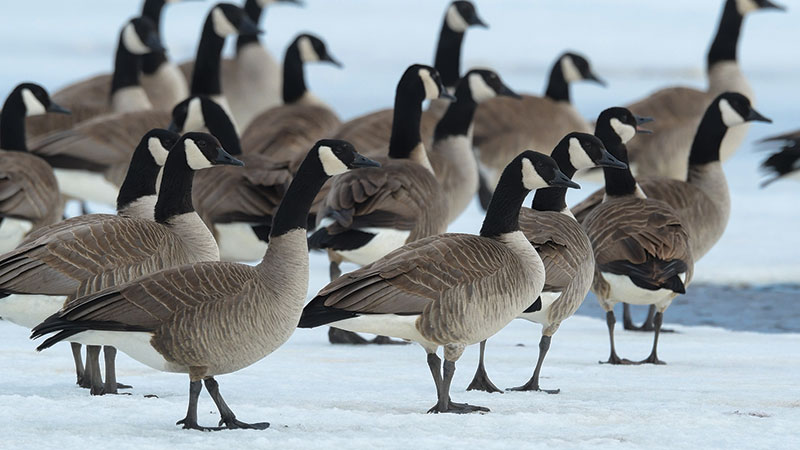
[0,0,794,430]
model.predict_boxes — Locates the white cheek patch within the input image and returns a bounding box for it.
[718,98,746,127]
[736,0,759,15]
[147,137,170,166]
[297,36,319,63]
[418,68,440,101]
[20,88,46,116]
[468,73,496,103]
[183,138,213,170]
[610,118,636,143]
[445,4,469,32]
[182,97,206,132]
[560,56,582,83]
[318,145,349,176]
[567,137,596,170]
[212,7,238,37]
[122,22,152,55]
[521,158,549,190]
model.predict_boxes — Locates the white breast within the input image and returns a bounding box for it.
[0,218,34,253]
[336,228,411,266]
[214,222,268,262]
[0,294,67,329]
[53,169,120,207]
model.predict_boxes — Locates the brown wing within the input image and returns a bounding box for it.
[571,188,605,225]
[25,74,112,139]
[0,151,61,228]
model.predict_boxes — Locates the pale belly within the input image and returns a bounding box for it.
[336,228,410,266]
[215,222,268,262]
[0,294,67,329]
[0,217,33,253]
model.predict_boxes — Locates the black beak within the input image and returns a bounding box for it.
[214,147,244,166]
[145,35,166,54]
[549,170,581,189]
[323,54,343,68]
[585,72,607,87]
[759,0,786,11]
[499,84,522,100]
[596,149,628,170]
[469,15,489,28]
[238,17,263,36]
[46,102,71,115]
[439,90,457,101]
[350,153,381,169]
[746,107,772,123]
[167,121,180,133]
[635,115,654,134]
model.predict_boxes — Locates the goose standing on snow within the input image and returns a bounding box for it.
[32,140,379,430]
[333,1,487,154]
[582,107,693,365]
[759,130,800,186]
[0,84,70,253]
[0,132,241,395]
[25,17,165,139]
[466,133,627,394]
[623,0,784,181]
[472,52,605,208]
[299,151,580,414]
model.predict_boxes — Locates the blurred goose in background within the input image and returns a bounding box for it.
[582,107,693,365]
[466,133,627,394]
[760,130,800,186]
[333,0,486,154]
[473,51,605,209]
[32,140,379,431]
[0,132,240,395]
[24,17,165,139]
[299,151,579,414]
[140,0,193,110]
[0,84,70,253]
[622,0,784,181]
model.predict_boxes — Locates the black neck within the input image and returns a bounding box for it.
[237,0,263,50]
[154,149,197,223]
[190,17,226,96]
[708,0,742,68]
[204,107,243,155]
[434,23,464,89]
[141,0,168,75]
[433,81,477,140]
[688,108,727,166]
[480,159,527,237]
[282,45,307,104]
[110,35,143,95]
[531,145,575,212]
[116,145,161,212]
[544,60,570,102]
[270,154,329,237]
[0,95,26,151]
[388,90,423,159]
[597,126,637,197]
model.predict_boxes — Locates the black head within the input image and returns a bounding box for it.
[558,132,627,171]
[733,0,786,15]
[399,64,456,102]
[462,69,520,103]
[177,131,243,169]
[447,1,488,31]
[211,3,263,37]
[518,150,581,191]
[713,92,772,128]
[313,139,381,176]
[8,83,70,117]
[595,107,653,145]
[141,128,179,167]
[123,17,165,55]
[559,52,605,86]
[292,33,342,67]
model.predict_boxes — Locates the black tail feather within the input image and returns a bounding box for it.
[31,315,153,351]
[602,257,688,294]
[298,297,358,328]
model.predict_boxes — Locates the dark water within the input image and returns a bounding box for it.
[576,284,800,334]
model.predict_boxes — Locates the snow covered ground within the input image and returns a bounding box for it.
[0,0,799,446]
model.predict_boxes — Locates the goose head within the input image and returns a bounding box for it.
[6,83,70,117]
[311,139,381,177]
[734,0,785,15]
[518,151,581,191]
[596,107,653,146]
[556,132,628,172]
[211,3,263,37]
[557,52,605,86]
[122,17,165,55]
[463,69,520,103]
[178,132,243,169]
[293,34,342,67]
[714,92,772,128]
[169,96,241,155]
[446,1,488,32]
[143,129,179,169]
[399,64,456,103]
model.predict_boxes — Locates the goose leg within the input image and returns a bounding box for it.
[176,380,207,431]
[71,343,89,388]
[466,340,502,393]
[507,335,560,394]
[204,377,270,430]
[429,360,489,414]
[86,345,105,395]
[639,312,667,365]
[600,311,636,365]
[329,261,341,280]
[103,346,132,394]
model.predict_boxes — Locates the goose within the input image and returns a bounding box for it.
[581,107,694,365]
[332,0,486,154]
[31,140,379,430]
[170,96,293,262]
[299,151,580,414]
[0,132,241,394]
[472,51,605,208]
[465,132,627,394]
[223,0,304,129]
[623,0,784,181]
[24,17,165,140]
[0,83,70,253]
[240,33,343,165]
[759,130,800,186]
[140,0,192,110]
[572,93,771,331]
